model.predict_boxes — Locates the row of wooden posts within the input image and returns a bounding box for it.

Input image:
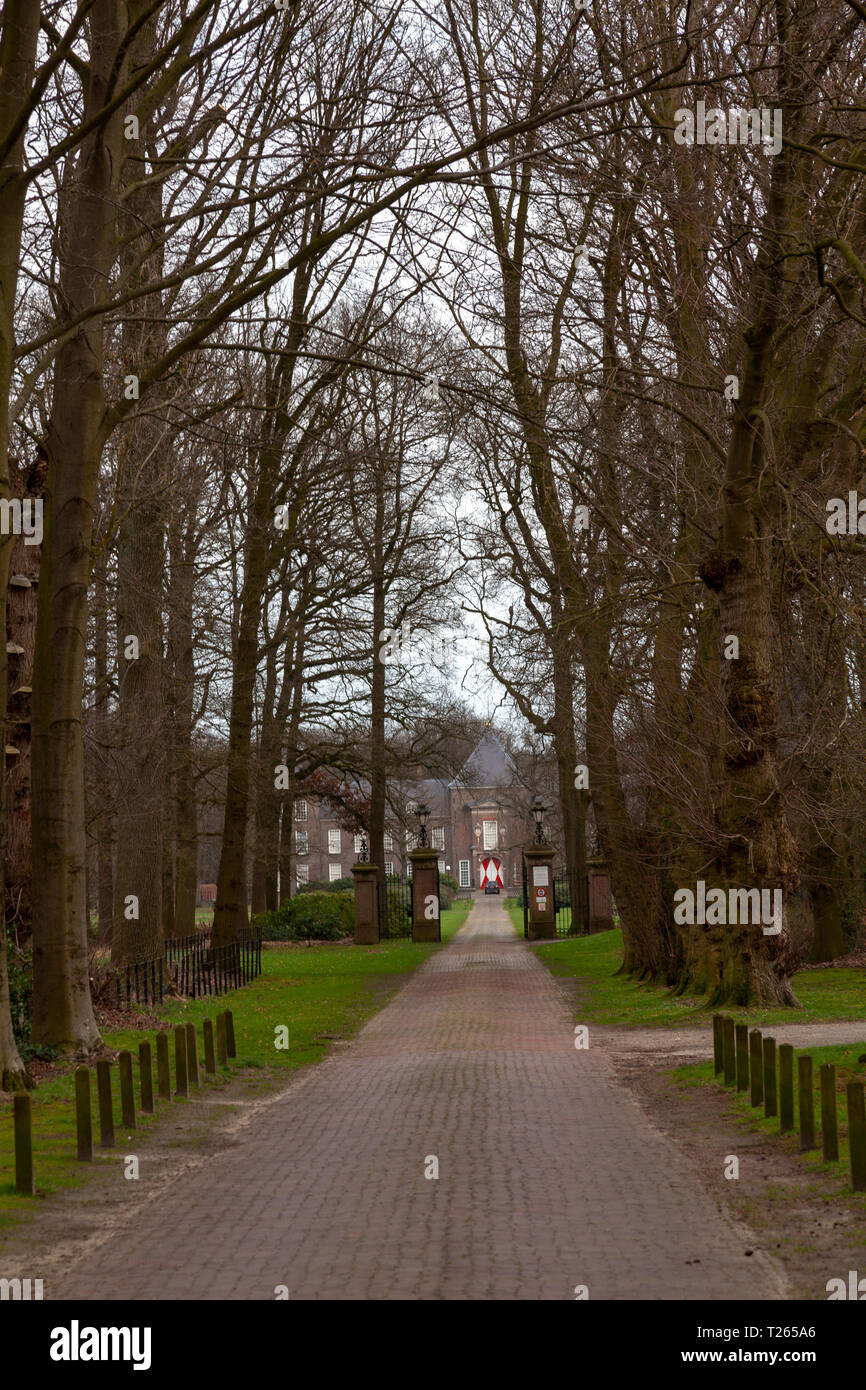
[712,1015,866,1192]
[11,1011,236,1196]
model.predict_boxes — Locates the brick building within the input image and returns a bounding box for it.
[286,730,533,893]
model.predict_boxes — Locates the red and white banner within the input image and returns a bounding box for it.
[480,857,503,887]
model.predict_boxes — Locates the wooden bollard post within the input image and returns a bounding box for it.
[712,1015,724,1075]
[723,1018,736,1086]
[798,1056,815,1150]
[225,1009,236,1058]
[779,1044,794,1133]
[75,1066,93,1161]
[156,1031,171,1101]
[185,1022,200,1088]
[216,1012,228,1066]
[763,1037,777,1118]
[96,1058,115,1148]
[820,1063,839,1162]
[203,1019,216,1074]
[735,1023,749,1092]
[174,1026,189,1098]
[749,1030,763,1107]
[118,1051,136,1129]
[13,1093,34,1195]
[846,1081,866,1192]
[139,1041,154,1114]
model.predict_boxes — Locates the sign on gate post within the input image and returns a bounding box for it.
[352,861,381,944]
[409,847,441,943]
[523,844,556,940]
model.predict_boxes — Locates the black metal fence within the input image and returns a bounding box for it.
[166,928,262,999]
[520,863,590,939]
[114,958,164,1008]
[552,871,589,937]
[114,928,263,1007]
[379,873,413,940]
[375,869,442,940]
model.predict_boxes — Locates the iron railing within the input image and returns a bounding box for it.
[114,927,262,1007]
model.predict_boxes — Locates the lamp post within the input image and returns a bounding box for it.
[416,803,430,849]
[531,799,547,845]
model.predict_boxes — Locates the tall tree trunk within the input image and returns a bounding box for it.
[549,615,586,930]
[5,454,41,940]
[369,495,387,903]
[31,0,127,1051]
[213,357,297,945]
[806,845,846,964]
[213,250,325,945]
[251,630,281,915]
[703,355,800,1003]
[278,619,305,904]
[111,471,166,961]
[111,11,167,965]
[91,545,114,944]
[0,0,40,1088]
[169,521,198,937]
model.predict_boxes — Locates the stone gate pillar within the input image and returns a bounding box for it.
[409,847,441,943]
[351,861,380,945]
[523,843,556,941]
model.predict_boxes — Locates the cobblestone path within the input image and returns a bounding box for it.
[52,897,786,1300]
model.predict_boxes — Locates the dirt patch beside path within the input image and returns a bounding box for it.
[550,978,866,1301]
[611,1057,866,1300]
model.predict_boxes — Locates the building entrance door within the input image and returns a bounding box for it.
[480,856,503,888]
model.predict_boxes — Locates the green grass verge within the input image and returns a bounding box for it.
[0,904,470,1226]
[440,898,472,941]
[530,928,866,1029]
[672,1042,866,1200]
[504,902,524,937]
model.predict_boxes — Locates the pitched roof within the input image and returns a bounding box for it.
[404,777,449,818]
[449,730,518,790]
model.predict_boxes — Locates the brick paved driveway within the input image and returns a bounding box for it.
[53,897,786,1300]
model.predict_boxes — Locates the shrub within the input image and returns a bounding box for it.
[297,876,354,895]
[252,890,353,942]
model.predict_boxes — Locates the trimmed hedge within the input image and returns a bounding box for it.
[296,876,354,895]
[252,890,354,942]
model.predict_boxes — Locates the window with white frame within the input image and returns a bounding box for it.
[328,862,343,881]
[328,828,341,855]
[459,860,470,888]
[431,825,445,850]
[295,829,308,854]
[384,860,394,876]
[383,831,393,851]
[294,799,307,821]
[482,819,498,850]
[296,863,309,886]
[438,860,445,874]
